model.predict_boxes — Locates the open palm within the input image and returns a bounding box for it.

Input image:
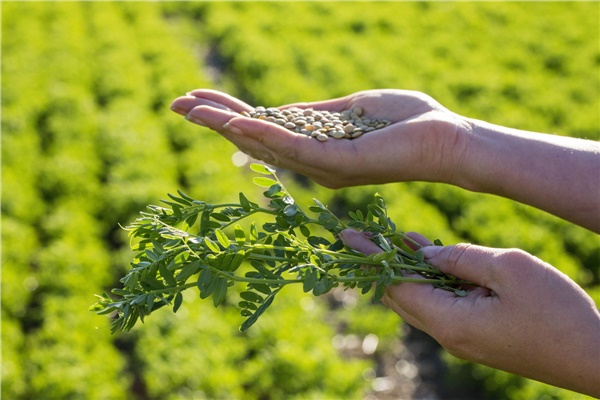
[170,89,470,188]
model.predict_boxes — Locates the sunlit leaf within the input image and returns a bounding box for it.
[250,163,275,175]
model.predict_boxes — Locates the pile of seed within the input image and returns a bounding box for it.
[242,106,391,141]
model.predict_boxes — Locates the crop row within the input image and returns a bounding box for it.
[3,2,416,399]
[3,2,598,399]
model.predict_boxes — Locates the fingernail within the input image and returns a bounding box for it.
[185,113,207,127]
[420,246,443,259]
[223,122,243,135]
[170,104,187,116]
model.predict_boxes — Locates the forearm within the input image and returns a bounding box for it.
[453,118,600,233]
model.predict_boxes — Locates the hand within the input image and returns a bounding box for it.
[170,89,471,188]
[339,228,600,397]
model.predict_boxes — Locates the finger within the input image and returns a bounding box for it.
[186,89,254,113]
[223,116,357,182]
[382,281,455,334]
[338,229,381,255]
[185,105,239,131]
[403,231,432,251]
[420,244,504,291]
[171,95,238,116]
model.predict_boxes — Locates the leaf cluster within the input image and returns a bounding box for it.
[91,164,471,333]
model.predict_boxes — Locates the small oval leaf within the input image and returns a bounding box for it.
[253,177,277,187]
[250,163,275,175]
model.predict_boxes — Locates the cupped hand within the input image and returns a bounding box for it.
[339,228,600,397]
[170,89,471,188]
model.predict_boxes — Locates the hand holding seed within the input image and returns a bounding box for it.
[170,89,471,189]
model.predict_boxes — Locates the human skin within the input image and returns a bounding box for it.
[170,89,600,232]
[170,89,600,395]
[338,228,600,398]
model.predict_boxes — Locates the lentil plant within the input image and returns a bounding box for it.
[92,164,469,333]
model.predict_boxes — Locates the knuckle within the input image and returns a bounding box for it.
[444,243,472,273]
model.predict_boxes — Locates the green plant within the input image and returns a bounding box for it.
[92,164,470,333]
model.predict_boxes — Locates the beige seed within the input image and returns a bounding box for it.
[248,104,390,141]
[331,130,346,139]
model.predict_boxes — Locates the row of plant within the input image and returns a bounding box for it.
[3,2,598,399]
[3,2,399,399]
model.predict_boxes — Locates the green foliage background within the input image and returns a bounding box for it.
[2,2,598,399]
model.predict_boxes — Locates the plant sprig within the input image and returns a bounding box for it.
[91,163,471,333]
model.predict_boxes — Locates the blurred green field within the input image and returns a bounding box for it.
[2,2,598,399]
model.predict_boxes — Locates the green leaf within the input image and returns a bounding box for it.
[415,250,425,262]
[173,292,183,313]
[249,283,271,295]
[185,213,198,227]
[234,224,246,244]
[250,163,275,175]
[145,250,159,262]
[240,291,264,303]
[307,236,331,248]
[167,192,192,206]
[159,262,177,287]
[374,193,386,209]
[312,198,328,211]
[176,261,201,282]
[228,250,246,272]
[299,225,311,237]
[204,237,221,253]
[372,283,386,303]
[303,268,318,292]
[177,190,197,203]
[146,294,155,312]
[249,260,278,280]
[250,222,258,242]
[253,177,277,187]
[212,213,231,222]
[313,275,334,296]
[283,204,297,217]
[239,192,251,211]
[197,268,212,294]
[213,277,228,307]
[240,289,279,331]
[265,184,283,198]
[215,228,231,248]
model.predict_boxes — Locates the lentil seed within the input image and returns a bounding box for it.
[244,105,391,141]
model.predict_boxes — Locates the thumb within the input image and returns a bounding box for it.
[420,244,505,290]
[338,228,381,255]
